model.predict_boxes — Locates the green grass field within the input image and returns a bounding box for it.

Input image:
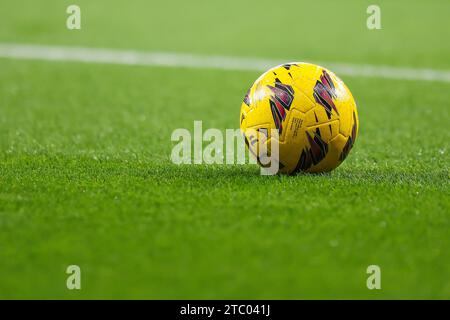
[0,0,449,299]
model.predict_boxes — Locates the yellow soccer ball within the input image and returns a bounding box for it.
[240,63,359,174]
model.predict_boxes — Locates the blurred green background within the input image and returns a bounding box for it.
[1,0,449,67]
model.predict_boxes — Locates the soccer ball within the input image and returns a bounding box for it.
[240,63,359,174]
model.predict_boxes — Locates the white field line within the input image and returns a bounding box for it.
[1,43,450,83]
